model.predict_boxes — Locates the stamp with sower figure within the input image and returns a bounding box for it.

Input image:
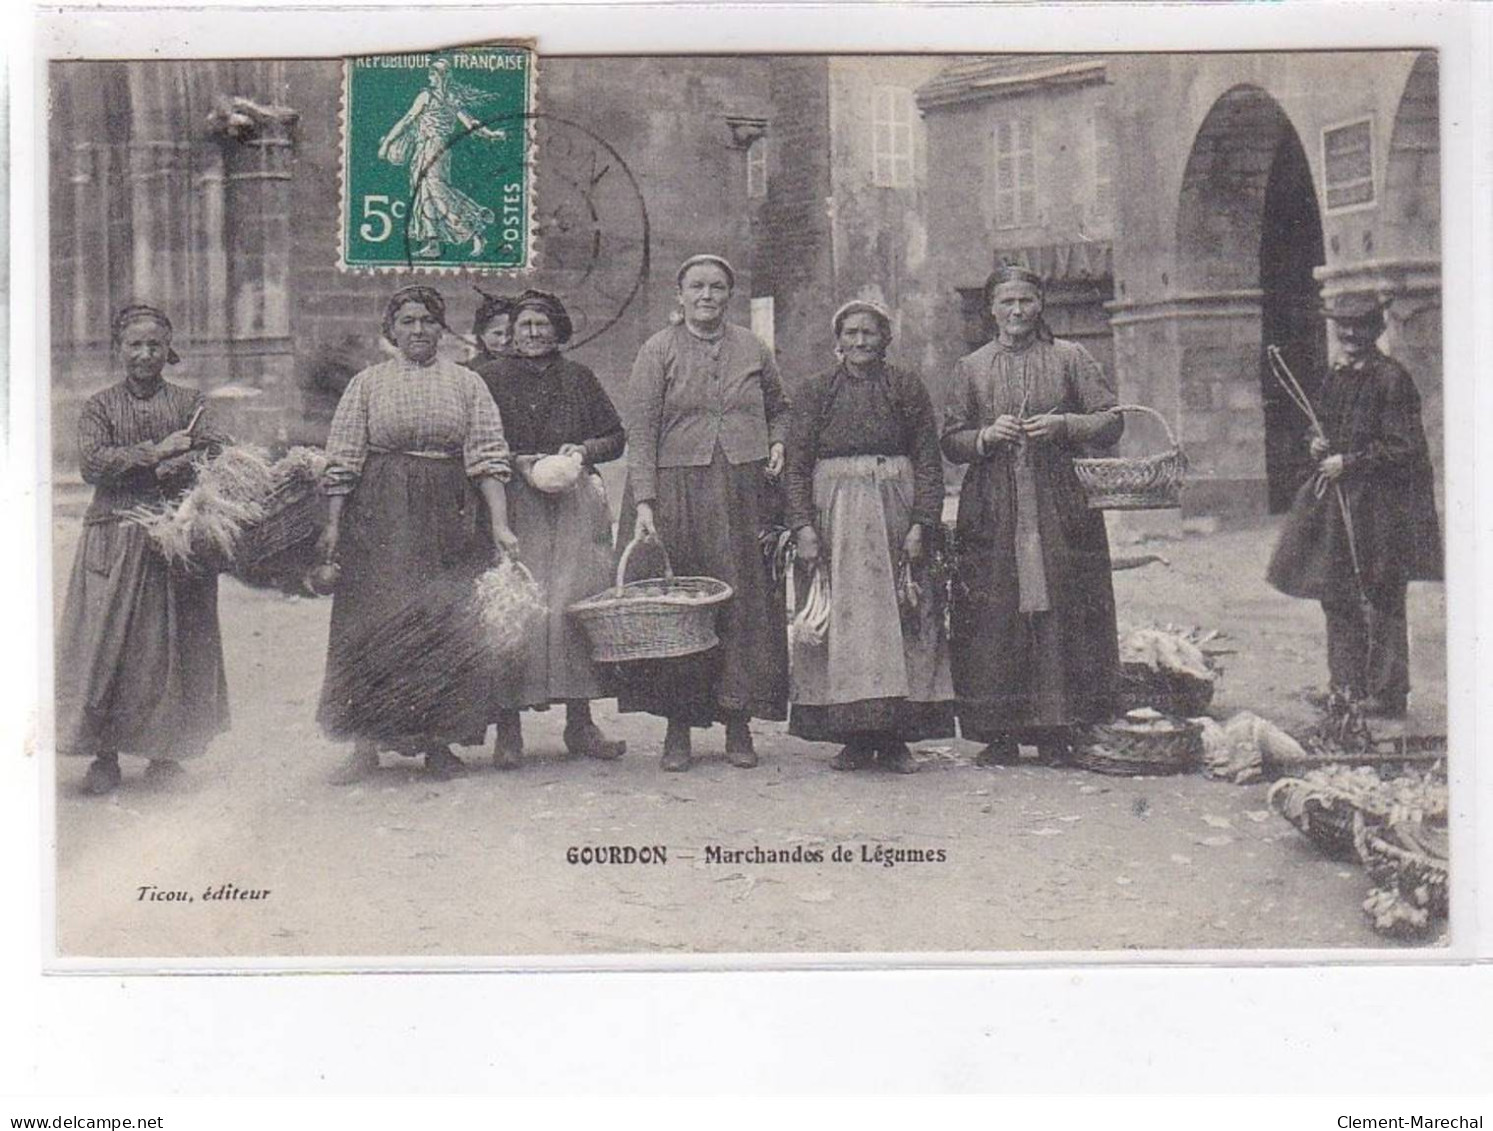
[340,44,534,272]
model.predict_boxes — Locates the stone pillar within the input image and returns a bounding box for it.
[207,92,299,445]
[1107,288,1269,520]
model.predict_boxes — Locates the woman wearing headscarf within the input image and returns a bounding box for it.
[56,304,233,795]
[784,299,953,773]
[471,289,627,767]
[941,264,1123,766]
[467,290,515,367]
[316,285,517,783]
[617,254,791,771]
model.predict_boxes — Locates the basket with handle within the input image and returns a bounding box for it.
[567,533,733,662]
[1072,404,1187,510]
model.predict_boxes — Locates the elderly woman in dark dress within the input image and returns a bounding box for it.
[785,299,953,774]
[56,305,232,795]
[617,254,791,772]
[316,285,518,783]
[941,265,1123,766]
[472,290,627,767]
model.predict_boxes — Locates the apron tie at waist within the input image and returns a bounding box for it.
[812,453,912,483]
[368,446,460,461]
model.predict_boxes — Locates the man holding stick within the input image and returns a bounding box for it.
[1266,293,1442,719]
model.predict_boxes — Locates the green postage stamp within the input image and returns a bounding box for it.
[340,44,534,271]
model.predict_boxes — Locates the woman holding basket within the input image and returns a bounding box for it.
[472,289,628,768]
[316,285,518,783]
[941,264,1122,767]
[616,254,791,772]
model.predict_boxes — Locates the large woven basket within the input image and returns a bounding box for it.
[1356,823,1449,919]
[1266,778,1371,862]
[237,478,325,567]
[568,534,733,663]
[1073,404,1186,511]
[1074,713,1203,776]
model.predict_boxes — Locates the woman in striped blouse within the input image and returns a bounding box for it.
[56,305,233,795]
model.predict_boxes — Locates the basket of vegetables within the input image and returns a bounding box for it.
[1267,766,1448,864]
[1075,708,1203,776]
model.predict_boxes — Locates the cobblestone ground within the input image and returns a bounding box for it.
[51,513,1446,960]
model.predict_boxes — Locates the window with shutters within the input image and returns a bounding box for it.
[872,85,914,188]
[1323,118,1375,211]
[994,116,1037,229]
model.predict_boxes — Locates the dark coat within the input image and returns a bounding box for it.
[1267,349,1442,601]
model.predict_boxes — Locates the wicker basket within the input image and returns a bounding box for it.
[1266,779,1372,862]
[1115,661,1215,717]
[1357,824,1450,919]
[237,478,325,567]
[1073,404,1186,511]
[1074,713,1203,776]
[568,534,733,663]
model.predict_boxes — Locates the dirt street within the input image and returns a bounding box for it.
[51,514,1446,960]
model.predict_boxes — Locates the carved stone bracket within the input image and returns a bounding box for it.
[207,96,300,145]
[725,115,769,150]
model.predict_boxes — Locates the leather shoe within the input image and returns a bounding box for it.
[423,747,468,781]
[974,737,1020,767]
[661,722,692,772]
[565,723,627,761]
[724,719,758,769]
[83,755,122,796]
[877,742,919,774]
[492,711,523,770]
[830,743,873,771]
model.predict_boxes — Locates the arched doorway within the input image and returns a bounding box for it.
[1259,127,1328,512]
[1176,85,1326,513]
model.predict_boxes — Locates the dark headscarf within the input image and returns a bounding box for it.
[112,303,181,365]
[983,263,1055,343]
[382,285,448,345]
[471,289,516,356]
[511,289,573,345]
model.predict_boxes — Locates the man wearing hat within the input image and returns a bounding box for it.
[1266,292,1442,718]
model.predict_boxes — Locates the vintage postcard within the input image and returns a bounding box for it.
[34,15,1475,969]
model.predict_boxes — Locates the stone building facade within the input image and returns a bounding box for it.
[919,51,1441,517]
[49,56,774,469]
[50,52,1441,523]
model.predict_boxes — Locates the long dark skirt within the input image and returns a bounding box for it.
[56,519,229,759]
[612,447,788,724]
[950,454,1118,740]
[317,453,492,749]
[493,472,614,710]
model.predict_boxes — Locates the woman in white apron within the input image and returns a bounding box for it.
[784,299,953,773]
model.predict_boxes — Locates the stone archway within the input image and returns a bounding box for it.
[1173,84,1326,515]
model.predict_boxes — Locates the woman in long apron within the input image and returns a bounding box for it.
[316,285,518,783]
[56,305,232,795]
[472,290,627,767]
[941,265,1123,766]
[784,299,953,773]
[615,254,791,772]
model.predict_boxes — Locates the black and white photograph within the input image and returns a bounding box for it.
[38,30,1465,965]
